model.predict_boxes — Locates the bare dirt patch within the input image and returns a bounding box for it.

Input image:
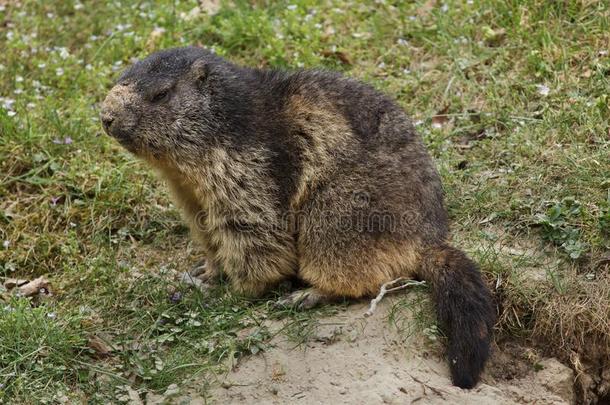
[208,297,575,404]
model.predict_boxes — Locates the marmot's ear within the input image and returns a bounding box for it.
[190,58,208,83]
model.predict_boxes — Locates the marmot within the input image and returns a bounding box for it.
[100,46,495,389]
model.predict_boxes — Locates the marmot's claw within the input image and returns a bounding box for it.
[187,259,220,284]
[189,259,209,278]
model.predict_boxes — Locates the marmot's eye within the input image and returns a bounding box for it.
[151,89,170,103]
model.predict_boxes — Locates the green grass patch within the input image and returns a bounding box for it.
[1,0,609,402]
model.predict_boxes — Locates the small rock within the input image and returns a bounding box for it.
[534,358,574,403]
[163,383,180,397]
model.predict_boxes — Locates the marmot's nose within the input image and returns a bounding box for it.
[100,113,114,131]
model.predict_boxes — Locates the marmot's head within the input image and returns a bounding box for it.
[100,47,232,159]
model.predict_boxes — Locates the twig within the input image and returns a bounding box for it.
[364,278,426,317]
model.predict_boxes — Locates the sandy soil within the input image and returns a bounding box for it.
[208,296,575,404]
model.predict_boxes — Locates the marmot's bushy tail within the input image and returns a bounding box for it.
[418,244,495,389]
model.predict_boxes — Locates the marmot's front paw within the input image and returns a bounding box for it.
[188,259,220,283]
[179,259,220,292]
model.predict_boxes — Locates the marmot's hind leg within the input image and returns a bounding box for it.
[297,240,421,300]
[275,287,334,309]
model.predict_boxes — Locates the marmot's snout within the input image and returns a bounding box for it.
[100,83,139,144]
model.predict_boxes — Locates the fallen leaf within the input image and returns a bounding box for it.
[125,385,144,405]
[431,106,450,128]
[321,50,352,65]
[3,278,28,289]
[88,334,115,357]
[18,276,50,297]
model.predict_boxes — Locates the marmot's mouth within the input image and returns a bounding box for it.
[109,130,139,153]
[116,135,137,150]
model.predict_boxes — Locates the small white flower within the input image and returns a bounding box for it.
[403,68,411,75]
[115,23,131,32]
[287,4,297,10]
[536,84,550,96]
[14,88,23,95]
[56,67,64,76]
[46,12,54,18]
[397,38,408,46]
[1,98,15,109]
[441,4,449,12]
[2,240,9,249]
[6,31,14,40]
[7,111,16,117]
[74,3,84,10]
[27,102,36,109]
[38,63,46,68]
[58,47,70,59]
[85,64,93,70]
[15,75,24,82]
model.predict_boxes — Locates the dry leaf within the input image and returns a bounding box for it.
[125,385,144,405]
[88,334,114,357]
[3,278,28,289]
[18,276,50,297]
[321,50,352,65]
[431,106,450,128]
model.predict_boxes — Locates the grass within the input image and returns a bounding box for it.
[0,0,608,402]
